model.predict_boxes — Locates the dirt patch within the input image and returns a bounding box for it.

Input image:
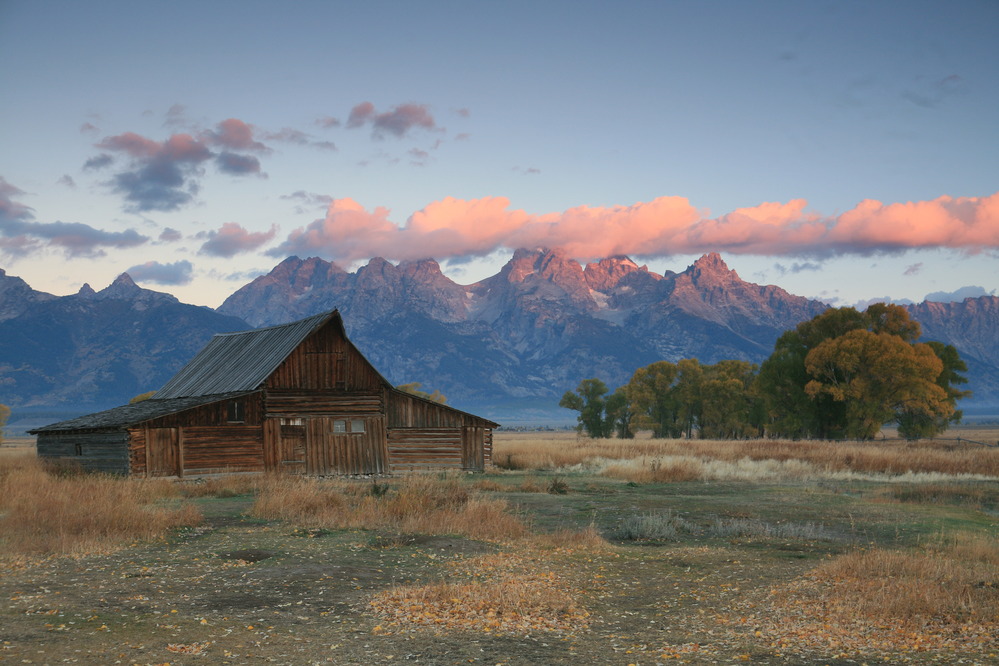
[368,532,499,556]
[216,548,275,562]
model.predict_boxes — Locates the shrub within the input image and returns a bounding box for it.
[612,510,695,541]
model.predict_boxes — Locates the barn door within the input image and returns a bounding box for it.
[306,417,386,475]
[280,424,306,473]
[147,427,180,477]
[462,426,485,471]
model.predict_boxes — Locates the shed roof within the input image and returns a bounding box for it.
[30,392,252,433]
[154,310,337,399]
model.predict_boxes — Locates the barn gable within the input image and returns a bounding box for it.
[32,310,497,476]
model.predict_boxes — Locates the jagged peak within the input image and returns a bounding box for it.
[77,283,97,298]
[399,257,447,280]
[685,252,740,283]
[94,272,177,303]
[583,255,650,290]
[113,272,137,287]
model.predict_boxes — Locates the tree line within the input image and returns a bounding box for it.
[560,304,970,441]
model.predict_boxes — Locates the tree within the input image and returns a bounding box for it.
[756,304,950,439]
[605,387,634,439]
[673,359,703,439]
[396,382,448,404]
[895,341,970,439]
[700,360,760,439]
[0,403,9,444]
[804,330,952,439]
[560,378,613,438]
[756,307,868,438]
[626,361,682,437]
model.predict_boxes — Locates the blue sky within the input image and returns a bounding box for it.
[1,0,997,308]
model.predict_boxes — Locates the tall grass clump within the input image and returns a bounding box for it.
[770,532,998,634]
[252,474,526,542]
[0,456,201,558]
[612,510,696,541]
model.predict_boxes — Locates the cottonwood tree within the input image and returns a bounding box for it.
[895,341,970,439]
[605,387,635,439]
[804,329,952,439]
[699,360,761,439]
[755,304,966,439]
[560,378,613,438]
[626,361,682,437]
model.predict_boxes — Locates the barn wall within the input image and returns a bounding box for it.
[387,428,463,471]
[387,390,493,428]
[36,431,130,475]
[143,394,263,428]
[305,415,388,475]
[128,424,264,477]
[265,391,383,416]
[180,426,263,474]
[266,321,384,392]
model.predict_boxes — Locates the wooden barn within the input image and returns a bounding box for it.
[31,310,497,476]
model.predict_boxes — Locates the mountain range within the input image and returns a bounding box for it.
[1,251,997,431]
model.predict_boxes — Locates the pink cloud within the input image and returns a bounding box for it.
[347,102,376,128]
[201,118,269,153]
[346,101,438,138]
[198,222,277,257]
[270,191,999,264]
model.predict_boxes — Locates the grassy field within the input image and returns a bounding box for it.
[1,432,996,665]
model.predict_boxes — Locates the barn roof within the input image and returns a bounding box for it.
[30,391,252,433]
[154,310,338,399]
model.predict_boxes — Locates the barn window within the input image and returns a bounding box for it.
[74,442,83,456]
[333,419,347,433]
[350,419,365,433]
[227,399,245,423]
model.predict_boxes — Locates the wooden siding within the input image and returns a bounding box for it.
[127,425,263,477]
[461,426,486,470]
[266,322,384,392]
[387,428,463,471]
[142,394,263,428]
[305,416,388,475]
[35,431,131,475]
[179,426,263,474]
[146,427,180,477]
[265,391,382,416]
[387,390,493,429]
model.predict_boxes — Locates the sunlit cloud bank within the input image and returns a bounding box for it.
[272,192,999,263]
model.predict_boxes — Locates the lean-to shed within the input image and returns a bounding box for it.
[31,310,497,476]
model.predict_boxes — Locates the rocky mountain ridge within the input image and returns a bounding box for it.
[1,250,997,427]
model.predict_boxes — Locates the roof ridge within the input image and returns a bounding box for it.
[212,310,333,337]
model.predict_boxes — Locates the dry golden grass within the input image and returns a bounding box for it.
[369,551,590,635]
[759,532,999,654]
[0,454,201,559]
[251,474,527,542]
[493,431,999,480]
[815,539,997,624]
